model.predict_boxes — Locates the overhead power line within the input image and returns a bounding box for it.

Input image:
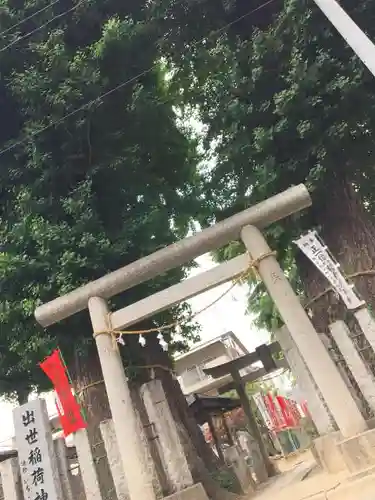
[0,0,62,38]
[0,0,84,52]
[0,0,278,159]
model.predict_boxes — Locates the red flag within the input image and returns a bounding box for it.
[276,396,295,428]
[40,349,86,437]
[264,393,283,431]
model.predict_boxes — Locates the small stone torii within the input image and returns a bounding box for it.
[34,184,367,500]
[204,341,288,478]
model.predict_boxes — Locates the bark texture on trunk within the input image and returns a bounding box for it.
[296,175,375,418]
[71,344,111,427]
[299,177,375,327]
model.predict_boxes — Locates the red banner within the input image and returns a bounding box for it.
[276,396,299,428]
[261,393,303,431]
[264,393,283,431]
[40,349,86,437]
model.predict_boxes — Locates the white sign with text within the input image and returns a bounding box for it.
[294,231,364,310]
[13,398,63,500]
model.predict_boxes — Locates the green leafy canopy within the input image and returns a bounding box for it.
[0,0,203,400]
[161,0,375,330]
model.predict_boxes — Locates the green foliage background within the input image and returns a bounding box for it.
[2,0,375,400]
[0,0,203,400]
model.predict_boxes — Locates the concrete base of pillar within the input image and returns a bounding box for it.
[311,432,346,474]
[337,428,375,474]
[163,483,209,500]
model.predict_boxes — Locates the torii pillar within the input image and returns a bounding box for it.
[241,225,366,439]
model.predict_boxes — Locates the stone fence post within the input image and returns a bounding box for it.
[141,379,193,494]
[277,325,334,435]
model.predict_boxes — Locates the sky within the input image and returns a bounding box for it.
[0,253,270,449]
[187,254,269,349]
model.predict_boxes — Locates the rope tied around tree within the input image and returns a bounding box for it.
[303,269,375,311]
[76,364,175,399]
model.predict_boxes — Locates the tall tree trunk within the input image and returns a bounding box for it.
[296,174,375,418]
[298,175,375,329]
[71,343,111,427]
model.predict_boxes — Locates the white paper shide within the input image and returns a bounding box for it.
[13,399,63,500]
[294,230,364,310]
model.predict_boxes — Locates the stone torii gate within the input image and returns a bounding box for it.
[34,184,366,500]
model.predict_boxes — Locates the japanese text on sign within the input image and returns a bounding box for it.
[13,399,63,500]
[294,231,364,310]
